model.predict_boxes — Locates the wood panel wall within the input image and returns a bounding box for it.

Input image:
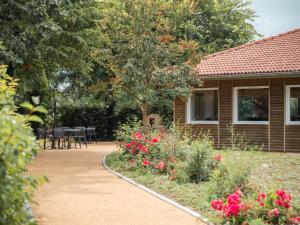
[174,77,300,152]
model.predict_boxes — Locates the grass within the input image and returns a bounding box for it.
[106,150,300,223]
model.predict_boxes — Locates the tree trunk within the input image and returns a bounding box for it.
[141,105,149,128]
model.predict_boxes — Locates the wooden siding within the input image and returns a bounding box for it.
[270,78,284,151]
[219,80,232,148]
[174,77,300,152]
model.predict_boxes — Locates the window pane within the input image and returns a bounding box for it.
[238,88,268,121]
[190,90,218,121]
[290,87,300,121]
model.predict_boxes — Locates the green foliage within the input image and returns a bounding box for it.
[208,164,251,201]
[193,0,258,54]
[186,137,214,183]
[0,0,103,101]
[0,66,45,225]
[115,118,143,143]
[101,0,200,119]
[225,123,262,151]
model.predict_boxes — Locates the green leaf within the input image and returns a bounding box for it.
[27,115,44,124]
[20,102,34,111]
[33,106,48,114]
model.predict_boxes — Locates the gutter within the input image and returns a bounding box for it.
[198,71,300,80]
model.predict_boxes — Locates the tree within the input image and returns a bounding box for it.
[101,0,200,125]
[193,0,258,54]
[0,0,103,104]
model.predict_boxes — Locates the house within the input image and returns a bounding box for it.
[174,28,300,152]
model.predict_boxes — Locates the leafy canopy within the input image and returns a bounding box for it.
[101,0,201,118]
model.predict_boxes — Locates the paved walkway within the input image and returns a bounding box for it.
[29,143,203,225]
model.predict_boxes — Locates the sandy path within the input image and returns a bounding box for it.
[29,143,203,225]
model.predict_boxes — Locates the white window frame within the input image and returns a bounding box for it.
[285,85,300,125]
[233,86,269,125]
[186,88,219,125]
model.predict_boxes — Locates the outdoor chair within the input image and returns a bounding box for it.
[52,127,66,149]
[73,127,87,149]
[62,127,70,148]
[86,126,97,144]
[37,128,47,149]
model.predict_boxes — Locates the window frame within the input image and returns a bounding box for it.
[233,86,269,125]
[285,85,300,125]
[186,88,219,125]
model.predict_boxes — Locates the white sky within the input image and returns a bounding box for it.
[251,0,300,37]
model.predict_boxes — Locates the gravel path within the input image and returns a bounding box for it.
[29,143,203,225]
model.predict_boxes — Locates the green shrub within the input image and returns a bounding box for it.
[208,164,251,200]
[186,136,214,183]
[0,66,45,225]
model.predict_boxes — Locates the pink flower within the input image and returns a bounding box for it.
[227,193,240,205]
[133,132,143,140]
[268,208,279,217]
[150,136,159,143]
[154,161,165,170]
[142,158,151,166]
[125,143,131,149]
[214,154,222,161]
[289,217,300,224]
[137,144,148,153]
[211,199,223,211]
[224,203,240,217]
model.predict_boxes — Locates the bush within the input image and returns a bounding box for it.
[210,188,300,225]
[0,66,44,225]
[208,164,251,201]
[186,136,215,183]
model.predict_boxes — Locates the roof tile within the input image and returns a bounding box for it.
[197,28,300,76]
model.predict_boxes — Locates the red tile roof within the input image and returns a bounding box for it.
[197,28,300,77]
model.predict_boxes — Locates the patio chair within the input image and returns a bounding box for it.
[74,127,87,149]
[37,128,47,149]
[52,127,66,149]
[86,126,97,144]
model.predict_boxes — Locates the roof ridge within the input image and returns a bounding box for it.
[201,27,300,62]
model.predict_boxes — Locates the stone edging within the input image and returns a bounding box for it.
[102,153,213,225]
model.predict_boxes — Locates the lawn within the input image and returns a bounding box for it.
[106,150,300,223]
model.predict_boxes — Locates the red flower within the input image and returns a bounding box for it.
[257,193,266,202]
[125,143,131,149]
[268,208,279,217]
[276,189,286,198]
[227,193,240,205]
[284,202,291,209]
[211,199,223,211]
[260,202,265,207]
[142,158,151,166]
[224,203,240,217]
[133,132,143,140]
[214,154,222,161]
[150,136,159,143]
[154,161,165,170]
[137,144,148,153]
[289,217,300,224]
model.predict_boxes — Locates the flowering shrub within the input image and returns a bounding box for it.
[211,188,300,225]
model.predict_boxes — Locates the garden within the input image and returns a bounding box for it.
[1,0,300,225]
[106,120,300,225]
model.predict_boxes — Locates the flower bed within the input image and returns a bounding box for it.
[108,120,300,224]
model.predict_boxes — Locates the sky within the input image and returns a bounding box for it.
[251,0,300,38]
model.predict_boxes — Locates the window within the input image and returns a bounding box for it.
[286,85,300,124]
[186,88,218,124]
[233,86,269,124]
